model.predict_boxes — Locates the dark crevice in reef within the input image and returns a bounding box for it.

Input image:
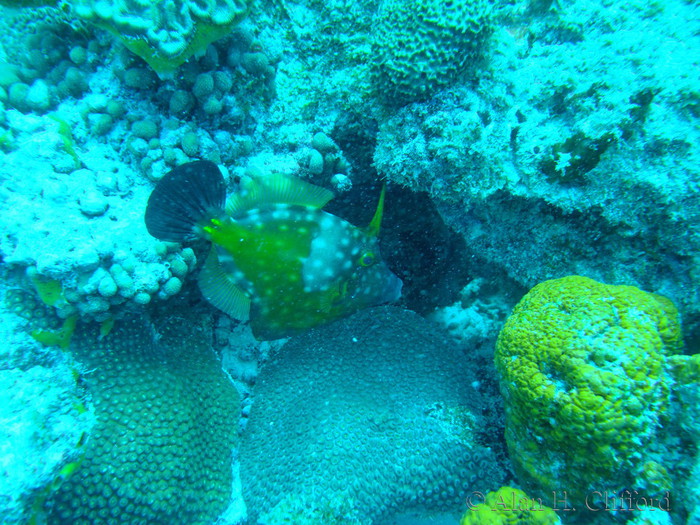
[325,183,472,315]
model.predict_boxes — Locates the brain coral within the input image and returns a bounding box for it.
[71,0,248,74]
[371,0,493,106]
[239,306,506,523]
[494,276,682,504]
[45,308,239,524]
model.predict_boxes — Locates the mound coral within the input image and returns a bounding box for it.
[70,0,249,75]
[371,0,493,106]
[239,306,506,523]
[44,309,239,524]
[494,276,682,504]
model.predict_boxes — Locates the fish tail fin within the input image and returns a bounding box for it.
[145,161,227,242]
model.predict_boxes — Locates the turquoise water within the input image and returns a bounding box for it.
[0,0,698,523]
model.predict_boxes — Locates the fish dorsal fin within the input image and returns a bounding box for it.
[366,184,386,237]
[198,247,251,321]
[226,173,334,217]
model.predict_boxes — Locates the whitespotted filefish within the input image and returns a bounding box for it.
[145,161,403,340]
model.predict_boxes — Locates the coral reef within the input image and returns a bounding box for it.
[495,276,696,519]
[371,0,494,106]
[373,0,700,340]
[0,0,698,523]
[70,0,249,75]
[44,306,240,524]
[0,128,199,322]
[239,306,507,523]
[429,277,515,354]
[0,275,93,525]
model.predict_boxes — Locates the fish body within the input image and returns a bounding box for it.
[145,161,402,340]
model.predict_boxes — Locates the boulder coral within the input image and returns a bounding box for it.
[494,276,684,505]
[371,0,493,106]
[44,309,239,524]
[240,306,506,523]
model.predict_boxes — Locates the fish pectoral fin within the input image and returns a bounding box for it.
[318,280,348,313]
[198,247,251,321]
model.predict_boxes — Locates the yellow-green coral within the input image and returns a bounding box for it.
[494,276,682,503]
[461,486,560,524]
[31,275,64,307]
[31,314,77,350]
[49,115,81,168]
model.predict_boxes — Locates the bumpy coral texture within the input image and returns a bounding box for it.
[71,0,248,73]
[371,0,493,106]
[239,306,505,523]
[46,311,239,524]
[495,276,682,502]
[461,486,560,524]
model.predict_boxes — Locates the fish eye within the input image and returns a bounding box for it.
[359,251,375,267]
